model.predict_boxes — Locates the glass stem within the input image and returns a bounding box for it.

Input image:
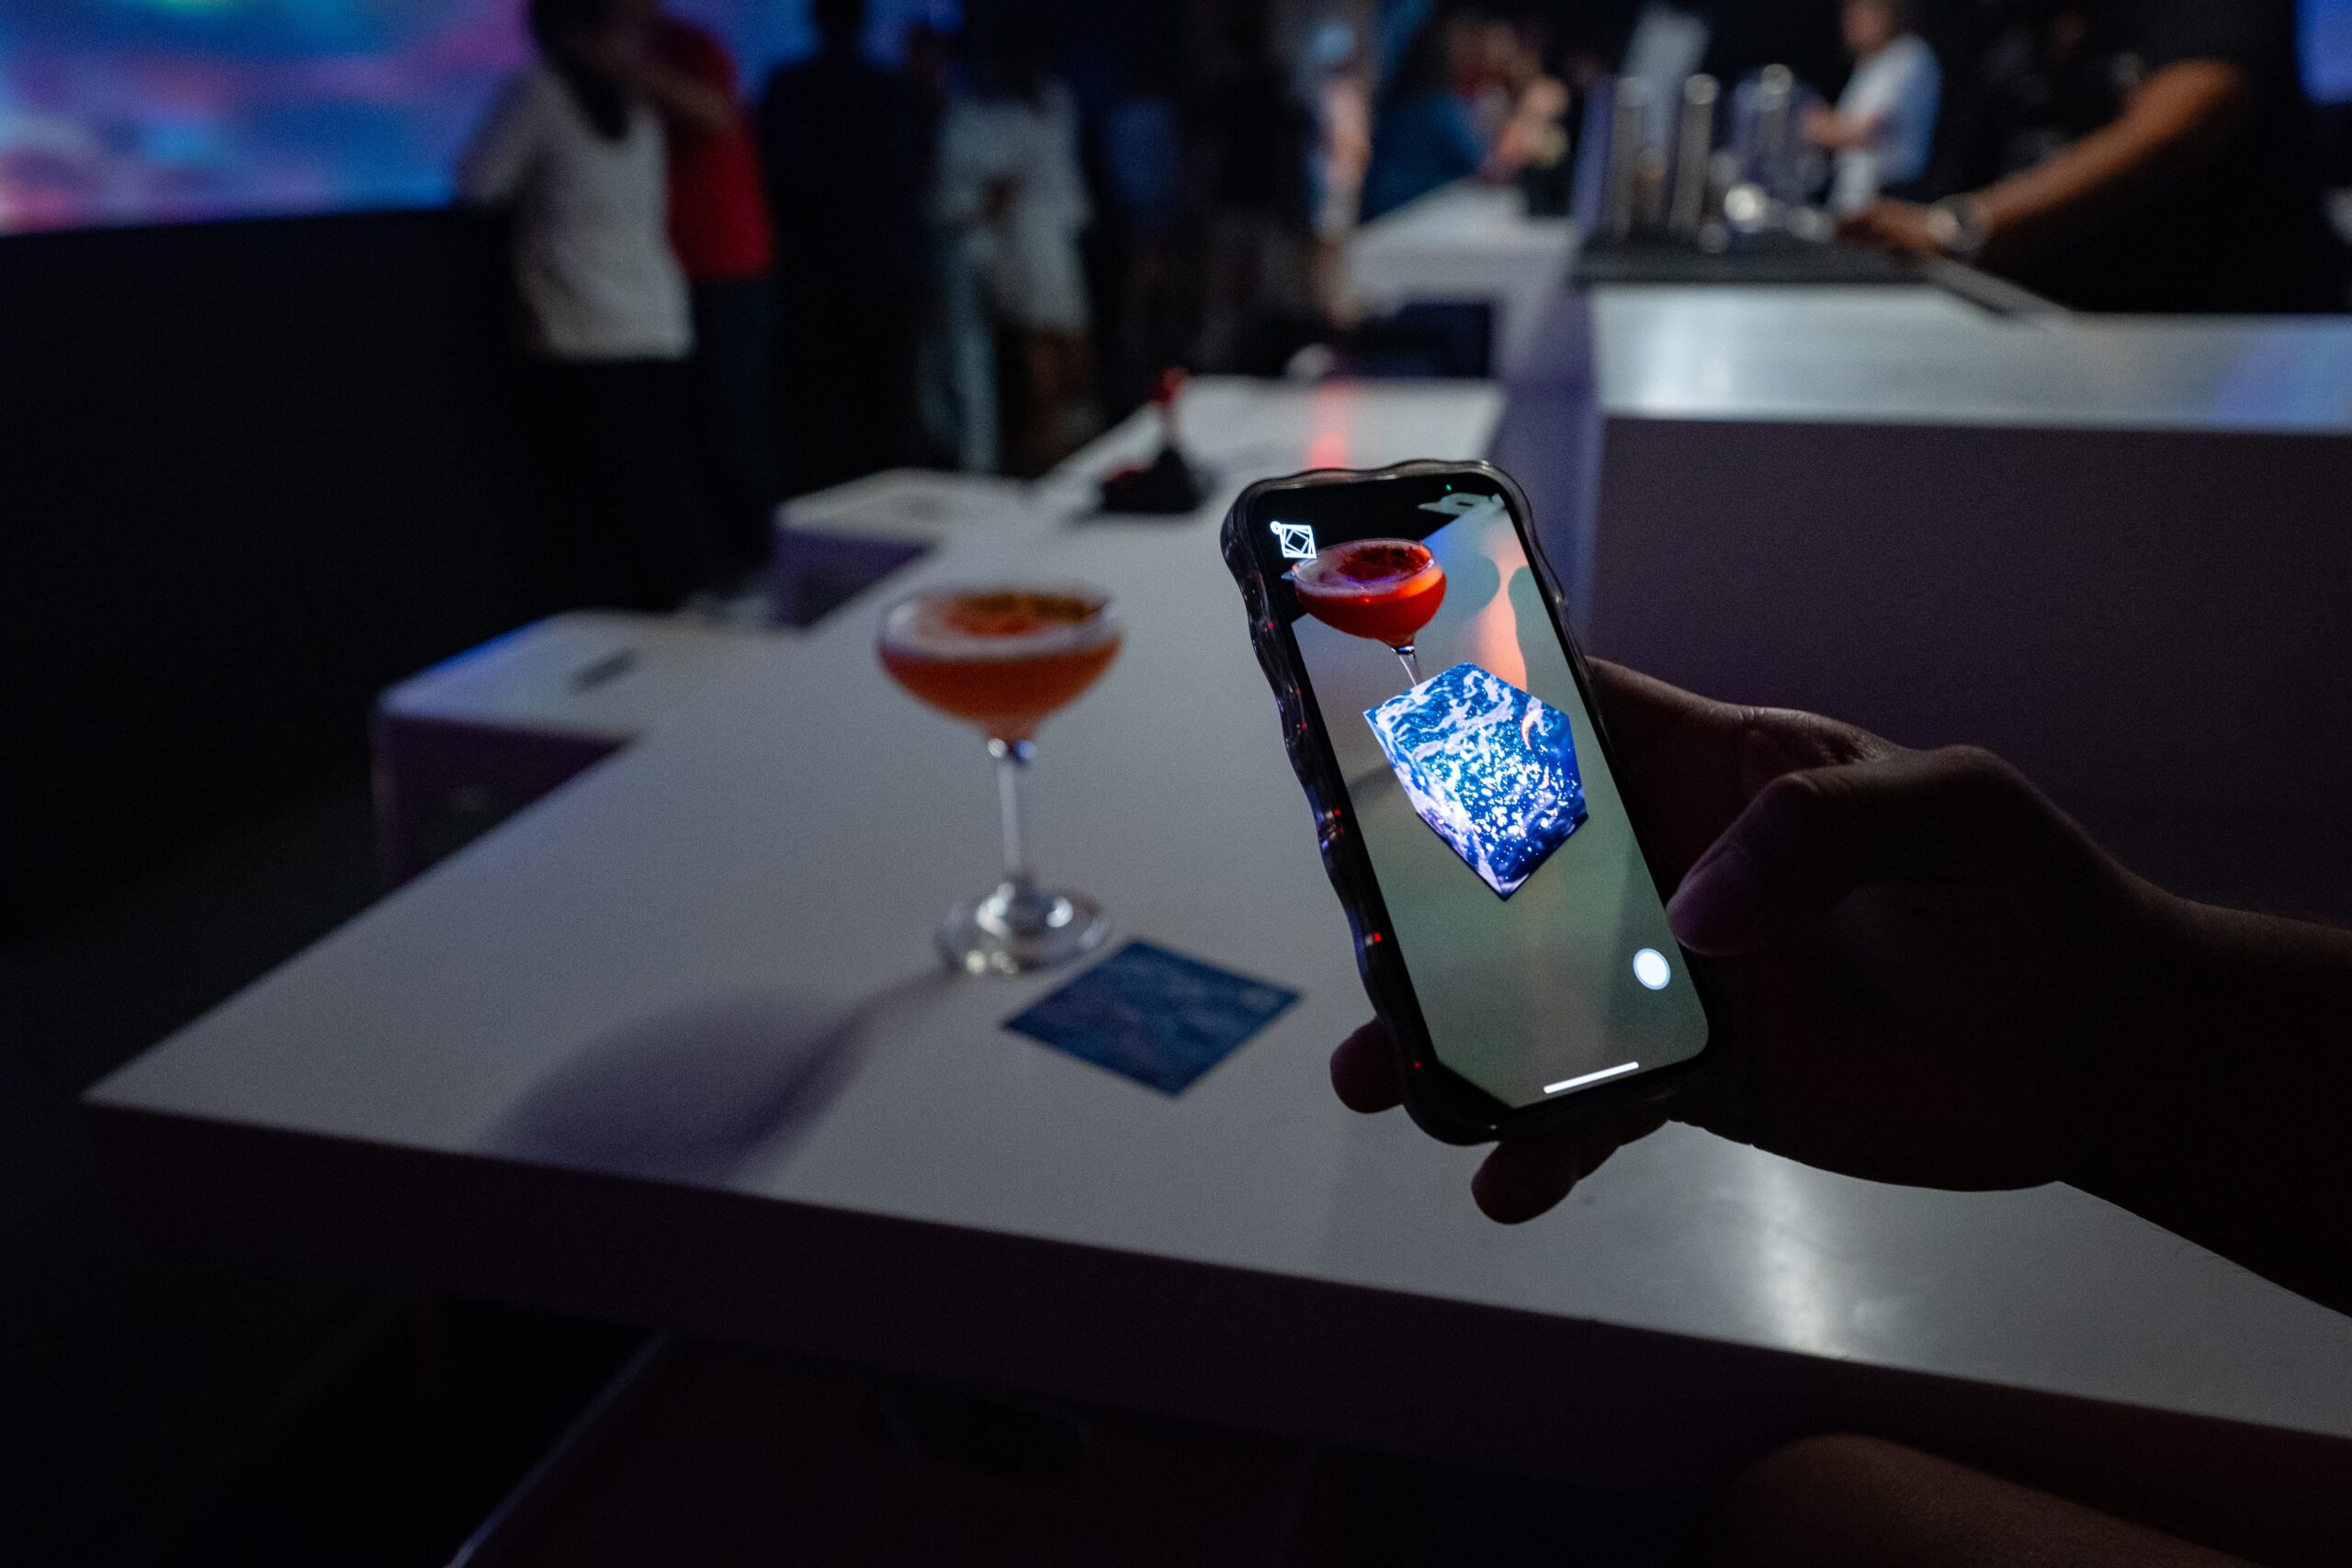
[989,737,1035,890]
[1395,645,1424,684]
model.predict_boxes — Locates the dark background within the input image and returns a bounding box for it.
[0,209,552,934]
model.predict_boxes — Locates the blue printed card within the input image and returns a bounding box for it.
[1004,941,1299,1095]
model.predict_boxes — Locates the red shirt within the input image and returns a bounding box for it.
[651,18,774,283]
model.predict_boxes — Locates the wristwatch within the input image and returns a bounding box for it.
[1925,196,1993,261]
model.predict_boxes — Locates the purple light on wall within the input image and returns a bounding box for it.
[0,0,953,235]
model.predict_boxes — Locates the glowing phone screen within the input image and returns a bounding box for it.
[1260,479,1708,1108]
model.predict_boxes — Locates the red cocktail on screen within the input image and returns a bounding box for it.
[1292,538,1447,683]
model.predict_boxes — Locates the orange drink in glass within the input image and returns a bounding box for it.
[879,585,1122,974]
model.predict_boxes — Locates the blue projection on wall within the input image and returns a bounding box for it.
[0,0,944,234]
[2311,0,2352,103]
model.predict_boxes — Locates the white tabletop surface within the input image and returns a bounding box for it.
[379,611,800,741]
[1595,285,2352,432]
[1346,183,1577,378]
[775,467,1040,546]
[89,378,2352,1483]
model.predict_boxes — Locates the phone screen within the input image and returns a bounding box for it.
[1251,473,1709,1110]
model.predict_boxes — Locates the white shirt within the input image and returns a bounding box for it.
[1829,34,1941,215]
[936,82,1092,333]
[459,64,692,361]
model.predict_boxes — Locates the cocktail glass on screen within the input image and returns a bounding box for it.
[879,585,1124,975]
[1291,538,1447,684]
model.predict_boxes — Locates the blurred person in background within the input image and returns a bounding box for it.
[1309,22,1374,242]
[1484,22,1571,185]
[936,17,1094,477]
[1306,22,1375,319]
[460,0,716,610]
[616,0,777,581]
[1805,0,1942,213]
[1102,48,1192,409]
[758,0,933,490]
[1191,0,1319,371]
[1362,19,1483,220]
[1849,0,2349,312]
[909,24,1001,472]
[1460,15,1544,147]
[1362,14,1566,226]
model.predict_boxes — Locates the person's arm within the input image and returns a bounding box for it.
[1846,60,2253,258]
[1804,103,1891,152]
[1330,662,2352,1317]
[1970,59,2251,254]
[457,74,542,208]
[2075,905,2352,1314]
[1661,745,2352,1317]
[1494,74,1570,171]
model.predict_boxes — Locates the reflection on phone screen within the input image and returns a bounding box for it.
[1269,484,1708,1109]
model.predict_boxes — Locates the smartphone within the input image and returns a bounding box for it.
[1222,461,1717,1144]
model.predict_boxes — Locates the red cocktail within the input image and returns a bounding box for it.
[1292,538,1447,683]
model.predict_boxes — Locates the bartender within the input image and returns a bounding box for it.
[1845,0,2347,312]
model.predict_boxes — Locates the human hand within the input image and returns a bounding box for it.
[1332,661,2186,1222]
[1840,198,1938,254]
[1801,103,1843,149]
[1521,76,1570,122]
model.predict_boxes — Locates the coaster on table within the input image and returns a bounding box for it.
[1003,941,1300,1095]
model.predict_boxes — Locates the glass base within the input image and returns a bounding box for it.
[938,880,1111,976]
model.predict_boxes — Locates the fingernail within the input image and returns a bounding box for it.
[1666,840,1764,954]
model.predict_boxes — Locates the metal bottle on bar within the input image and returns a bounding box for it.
[1752,64,1795,208]
[1669,73,1719,238]
[1602,76,1651,242]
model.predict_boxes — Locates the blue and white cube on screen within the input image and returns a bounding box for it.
[1365,661,1588,897]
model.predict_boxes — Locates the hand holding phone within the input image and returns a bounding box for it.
[1335,660,2186,1224]
[1226,461,2184,1220]
[1225,463,1721,1143]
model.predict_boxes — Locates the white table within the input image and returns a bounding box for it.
[87,378,2352,1531]
[1590,285,2352,431]
[1345,183,1577,378]
[371,611,804,881]
[769,468,1043,626]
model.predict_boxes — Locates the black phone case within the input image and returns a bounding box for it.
[1219,459,1719,1145]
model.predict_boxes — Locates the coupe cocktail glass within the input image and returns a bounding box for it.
[1291,538,1447,684]
[878,585,1123,975]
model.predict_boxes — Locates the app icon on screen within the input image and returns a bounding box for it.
[1270,522,1318,560]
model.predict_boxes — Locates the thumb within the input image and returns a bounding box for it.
[1665,745,2023,956]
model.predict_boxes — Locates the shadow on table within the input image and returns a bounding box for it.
[481,971,952,1185]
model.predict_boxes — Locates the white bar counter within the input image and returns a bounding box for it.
[1346,183,1577,377]
[85,378,2352,1536]
[1572,285,2352,922]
